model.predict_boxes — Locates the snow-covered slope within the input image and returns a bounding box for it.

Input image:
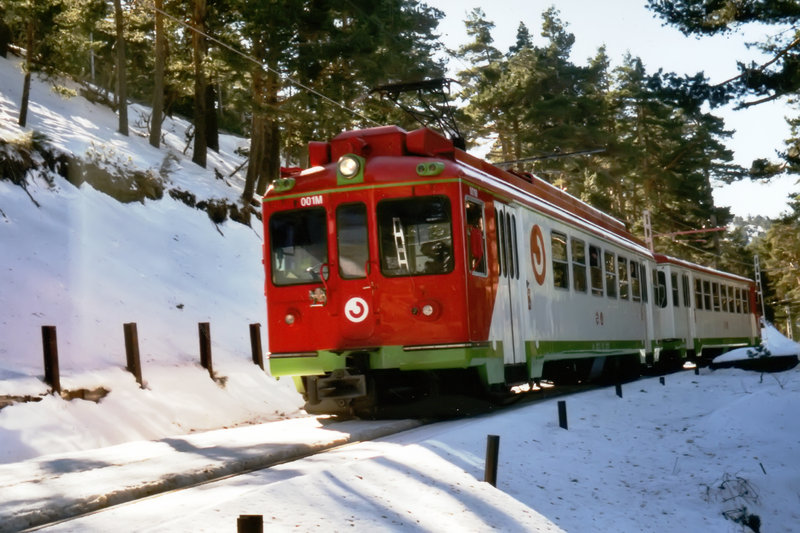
[0,55,304,464]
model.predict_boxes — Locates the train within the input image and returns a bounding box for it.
[261,125,760,416]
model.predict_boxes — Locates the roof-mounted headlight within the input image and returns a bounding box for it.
[338,155,360,178]
[336,154,365,185]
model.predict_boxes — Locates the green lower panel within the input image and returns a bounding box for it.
[694,336,757,354]
[269,343,499,377]
[527,339,645,360]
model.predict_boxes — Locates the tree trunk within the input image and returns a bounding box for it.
[243,66,266,205]
[149,0,166,148]
[18,20,33,127]
[191,0,207,168]
[113,0,128,136]
[256,67,281,196]
[205,83,219,152]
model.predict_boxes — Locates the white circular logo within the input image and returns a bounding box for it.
[344,297,369,323]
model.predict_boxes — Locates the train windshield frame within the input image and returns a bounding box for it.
[269,207,329,286]
[377,195,454,277]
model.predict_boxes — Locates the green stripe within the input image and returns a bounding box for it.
[262,177,461,202]
[527,339,645,360]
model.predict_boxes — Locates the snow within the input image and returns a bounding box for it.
[2,54,800,532]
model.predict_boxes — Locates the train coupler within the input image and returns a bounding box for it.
[305,370,367,406]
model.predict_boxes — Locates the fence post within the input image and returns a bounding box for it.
[558,400,568,430]
[237,514,263,533]
[198,322,213,378]
[41,325,61,394]
[249,323,264,370]
[124,322,143,387]
[484,435,500,487]
[615,383,623,398]
[659,376,666,386]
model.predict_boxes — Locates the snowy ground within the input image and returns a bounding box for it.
[3,52,800,532]
[3,367,800,532]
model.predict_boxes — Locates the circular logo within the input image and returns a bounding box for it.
[530,224,546,285]
[344,297,369,323]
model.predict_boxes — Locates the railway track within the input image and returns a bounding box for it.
[11,372,669,532]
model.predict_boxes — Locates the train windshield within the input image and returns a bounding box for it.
[269,208,328,285]
[377,196,453,277]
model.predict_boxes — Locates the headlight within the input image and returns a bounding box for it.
[337,155,361,179]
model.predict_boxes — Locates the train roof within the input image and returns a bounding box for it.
[654,253,754,284]
[292,125,648,253]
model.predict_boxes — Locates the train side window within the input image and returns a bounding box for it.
[695,278,703,310]
[712,282,720,311]
[640,262,648,303]
[735,288,742,313]
[653,270,667,308]
[336,203,369,279]
[466,199,487,276]
[671,273,680,307]
[721,285,729,312]
[703,280,712,310]
[571,238,587,292]
[511,215,520,279]
[589,246,603,296]
[605,252,617,298]
[682,274,690,307]
[631,261,641,302]
[618,257,629,300]
[507,214,517,279]
[744,290,750,313]
[496,210,506,278]
[551,231,569,289]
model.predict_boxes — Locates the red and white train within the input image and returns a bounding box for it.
[261,125,760,415]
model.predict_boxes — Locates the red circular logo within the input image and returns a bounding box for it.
[530,225,546,285]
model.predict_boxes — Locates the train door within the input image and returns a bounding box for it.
[334,202,376,340]
[493,204,526,366]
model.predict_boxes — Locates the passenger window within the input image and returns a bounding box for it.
[377,196,453,277]
[497,211,506,278]
[605,252,617,298]
[511,215,519,279]
[735,288,742,313]
[631,262,641,302]
[466,199,487,275]
[640,263,648,303]
[703,280,712,310]
[671,273,680,307]
[337,203,369,279]
[712,282,721,311]
[551,231,569,289]
[572,238,587,292]
[695,278,703,310]
[654,270,667,308]
[682,274,690,307]
[618,257,629,300]
[589,246,603,296]
[507,214,517,279]
[721,285,729,312]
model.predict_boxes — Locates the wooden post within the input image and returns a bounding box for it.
[41,325,61,394]
[558,400,568,430]
[123,322,143,387]
[694,366,700,376]
[199,322,213,377]
[237,515,263,533]
[249,323,264,370]
[484,435,500,487]
[659,376,666,386]
[615,383,623,398]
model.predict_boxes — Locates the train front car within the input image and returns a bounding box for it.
[262,126,490,416]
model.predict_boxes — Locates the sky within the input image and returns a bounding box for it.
[1,47,800,533]
[426,0,798,219]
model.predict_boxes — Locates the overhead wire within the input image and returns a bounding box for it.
[144,0,380,127]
